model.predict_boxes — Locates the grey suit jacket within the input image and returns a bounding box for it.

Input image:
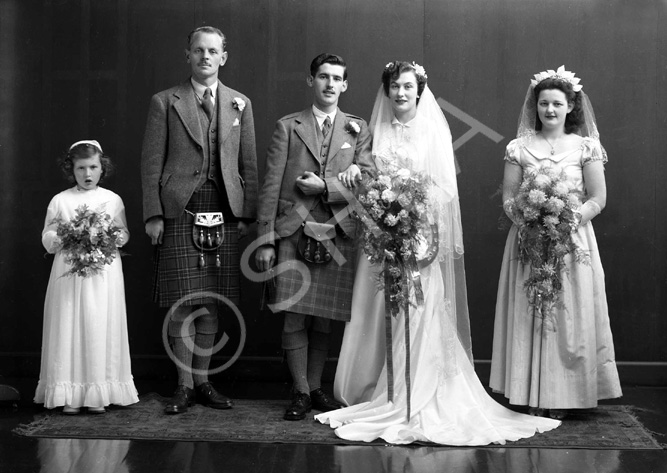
[257,108,374,245]
[141,79,258,222]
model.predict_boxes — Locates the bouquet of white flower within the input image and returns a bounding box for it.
[504,166,590,321]
[51,204,123,278]
[356,166,434,317]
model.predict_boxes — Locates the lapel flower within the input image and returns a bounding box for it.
[232,97,246,112]
[345,121,361,136]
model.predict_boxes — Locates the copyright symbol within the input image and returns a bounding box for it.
[161,291,246,375]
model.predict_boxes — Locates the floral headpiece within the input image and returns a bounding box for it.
[530,65,582,92]
[384,61,428,81]
[411,62,428,81]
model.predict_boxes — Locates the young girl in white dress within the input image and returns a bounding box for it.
[34,140,139,414]
[316,62,560,445]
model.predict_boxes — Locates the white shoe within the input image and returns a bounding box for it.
[62,405,80,415]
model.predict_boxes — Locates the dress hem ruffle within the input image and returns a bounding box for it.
[33,379,139,409]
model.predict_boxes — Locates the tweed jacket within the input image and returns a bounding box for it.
[257,108,374,245]
[141,79,258,222]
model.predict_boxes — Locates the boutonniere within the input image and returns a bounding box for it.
[345,121,360,136]
[232,97,246,112]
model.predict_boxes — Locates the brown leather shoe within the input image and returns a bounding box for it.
[195,382,233,409]
[284,391,312,421]
[164,385,195,414]
[310,388,344,412]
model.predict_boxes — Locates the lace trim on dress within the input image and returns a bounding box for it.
[581,137,608,166]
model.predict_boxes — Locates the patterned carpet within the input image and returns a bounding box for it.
[14,393,662,449]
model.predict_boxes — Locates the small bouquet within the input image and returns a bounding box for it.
[355,165,433,317]
[51,204,123,278]
[504,166,590,320]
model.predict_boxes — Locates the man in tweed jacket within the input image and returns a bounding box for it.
[141,26,258,415]
[255,53,374,420]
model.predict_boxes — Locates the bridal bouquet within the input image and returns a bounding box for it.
[51,204,123,278]
[355,167,433,316]
[504,166,590,320]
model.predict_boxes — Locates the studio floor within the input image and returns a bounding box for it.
[1,378,666,473]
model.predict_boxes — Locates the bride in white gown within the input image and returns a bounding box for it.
[315,61,560,445]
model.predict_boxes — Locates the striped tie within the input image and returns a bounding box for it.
[322,116,332,137]
[202,87,214,120]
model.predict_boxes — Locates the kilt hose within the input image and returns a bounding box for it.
[152,181,239,308]
[269,202,358,321]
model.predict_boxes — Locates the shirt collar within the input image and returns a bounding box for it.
[190,78,217,100]
[312,105,337,128]
[391,116,415,128]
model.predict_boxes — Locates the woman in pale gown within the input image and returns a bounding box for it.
[490,67,622,419]
[316,61,560,445]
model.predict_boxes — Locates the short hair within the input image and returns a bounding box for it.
[533,78,584,134]
[309,53,347,80]
[187,26,226,51]
[59,143,114,183]
[381,61,427,100]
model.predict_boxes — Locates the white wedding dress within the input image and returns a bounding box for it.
[316,85,560,445]
[333,255,387,406]
[318,246,560,445]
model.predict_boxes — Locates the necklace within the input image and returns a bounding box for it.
[542,134,562,155]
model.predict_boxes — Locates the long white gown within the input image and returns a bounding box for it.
[317,247,560,445]
[490,138,622,408]
[34,186,139,409]
[333,255,386,406]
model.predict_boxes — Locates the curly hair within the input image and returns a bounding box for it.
[309,53,347,80]
[533,78,584,134]
[59,143,114,183]
[381,61,427,101]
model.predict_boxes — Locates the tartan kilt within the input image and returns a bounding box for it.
[268,204,358,321]
[152,181,239,308]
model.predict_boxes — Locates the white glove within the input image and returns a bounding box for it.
[578,200,602,227]
[503,199,520,226]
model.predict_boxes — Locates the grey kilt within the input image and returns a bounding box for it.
[152,181,239,308]
[269,203,357,321]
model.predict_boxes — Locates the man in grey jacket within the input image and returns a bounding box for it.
[141,26,258,415]
[255,53,374,420]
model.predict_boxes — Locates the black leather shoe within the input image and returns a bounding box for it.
[196,382,234,409]
[310,388,344,412]
[284,392,312,421]
[164,385,195,414]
